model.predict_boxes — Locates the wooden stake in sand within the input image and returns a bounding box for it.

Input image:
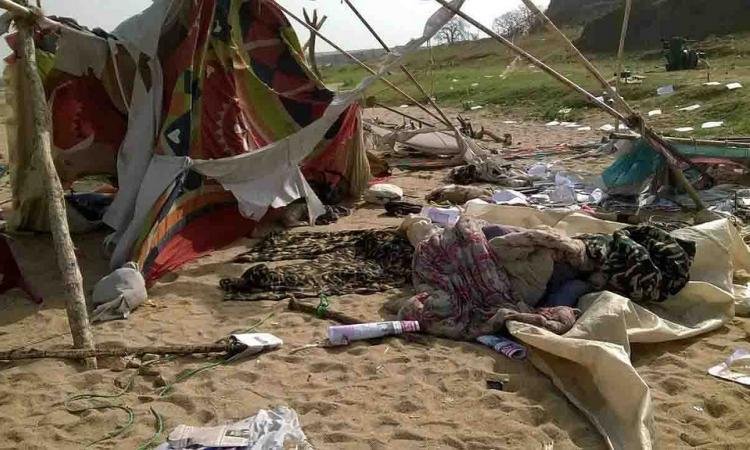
[8,5,97,368]
[613,0,633,132]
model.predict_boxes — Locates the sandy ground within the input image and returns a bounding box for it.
[1,106,749,449]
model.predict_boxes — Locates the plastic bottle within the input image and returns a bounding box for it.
[328,321,420,345]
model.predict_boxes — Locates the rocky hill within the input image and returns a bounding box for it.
[574,0,750,51]
[545,0,619,26]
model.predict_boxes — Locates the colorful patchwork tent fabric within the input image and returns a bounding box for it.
[5,0,368,282]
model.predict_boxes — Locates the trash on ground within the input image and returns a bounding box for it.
[679,104,701,112]
[477,335,528,360]
[156,406,311,450]
[708,349,750,387]
[703,81,721,86]
[599,124,616,132]
[577,126,592,131]
[470,105,483,110]
[726,82,743,90]
[674,127,694,132]
[364,183,403,205]
[420,205,461,226]
[648,109,662,117]
[328,321,420,345]
[491,189,529,205]
[702,121,724,129]
[226,333,283,362]
[657,85,674,96]
[546,121,560,126]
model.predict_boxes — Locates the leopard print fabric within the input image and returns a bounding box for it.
[220,229,414,300]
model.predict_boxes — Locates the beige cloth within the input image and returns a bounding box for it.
[465,203,750,450]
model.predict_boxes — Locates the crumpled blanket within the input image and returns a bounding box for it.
[450,158,530,186]
[396,217,580,340]
[488,227,590,307]
[221,229,413,300]
[426,184,491,204]
[577,225,696,303]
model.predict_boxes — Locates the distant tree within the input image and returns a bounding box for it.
[492,6,536,40]
[435,18,471,45]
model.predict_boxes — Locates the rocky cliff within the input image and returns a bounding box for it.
[545,0,619,26]
[575,0,750,51]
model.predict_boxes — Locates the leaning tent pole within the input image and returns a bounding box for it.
[374,101,437,127]
[14,13,97,368]
[612,0,633,132]
[342,0,455,128]
[431,0,705,211]
[270,1,452,128]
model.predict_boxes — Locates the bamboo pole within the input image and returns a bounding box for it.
[373,102,438,128]
[613,0,633,131]
[431,0,705,210]
[270,1,451,127]
[0,343,233,361]
[341,0,455,129]
[16,20,97,368]
[610,132,750,149]
[519,0,633,115]
[302,8,326,79]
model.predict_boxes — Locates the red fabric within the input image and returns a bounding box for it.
[144,206,256,284]
[51,77,127,151]
[0,236,42,304]
[301,104,360,186]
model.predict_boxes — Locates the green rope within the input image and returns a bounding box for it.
[315,294,330,318]
[64,377,135,447]
[136,407,165,450]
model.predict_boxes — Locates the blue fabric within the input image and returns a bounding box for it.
[542,279,594,308]
[602,139,664,192]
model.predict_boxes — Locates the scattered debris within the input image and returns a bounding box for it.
[421,206,461,226]
[708,349,750,387]
[364,183,404,205]
[679,104,701,112]
[674,127,695,132]
[726,82,743,90]
[577,126,592,131]
[546,121,560,126]
[702,121,724,129]
[648,109,662,117]
[328,321,420,345]
[477,335,528,360]
[470,105,483,110]
[599,124,616,132]
[703,81,721,86]
[657,85,674,96]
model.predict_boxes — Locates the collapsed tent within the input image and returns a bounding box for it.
[5,0,371,282]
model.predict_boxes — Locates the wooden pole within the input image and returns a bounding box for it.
[0,343,232,361]
[431,0,705,210]
[16,20,97,368]
[613,0,633,131]
[270,1,451,127]
[373,101,437,128]
[302,8,326,79]
[610,132,750,149]
[341,0,455,128]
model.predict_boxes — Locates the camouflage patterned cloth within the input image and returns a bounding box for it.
[576,225,696,303]
[221,229,413,300]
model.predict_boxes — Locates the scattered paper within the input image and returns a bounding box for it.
[470,105,483,111]
[546,121,560,126]
[562,122,580,128]
[708,349,750,387]
[674,127,694,132]
[483,75,495,78]
[648,109,662,117]
[527,163,549,178]
[451,78,458,82]
[657,85,674,96]
[594,96,605,103]
[502,120,517,124]
[399,104,409,108]
[727,82,743,90]
[702,121,724,129]
[599,124,615,132]
[491,189,528,205]
[703,81,721,86]
[471,83,479,87]
[679,104,701,112]
[618,123,630,131]
[577,126,592,131]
